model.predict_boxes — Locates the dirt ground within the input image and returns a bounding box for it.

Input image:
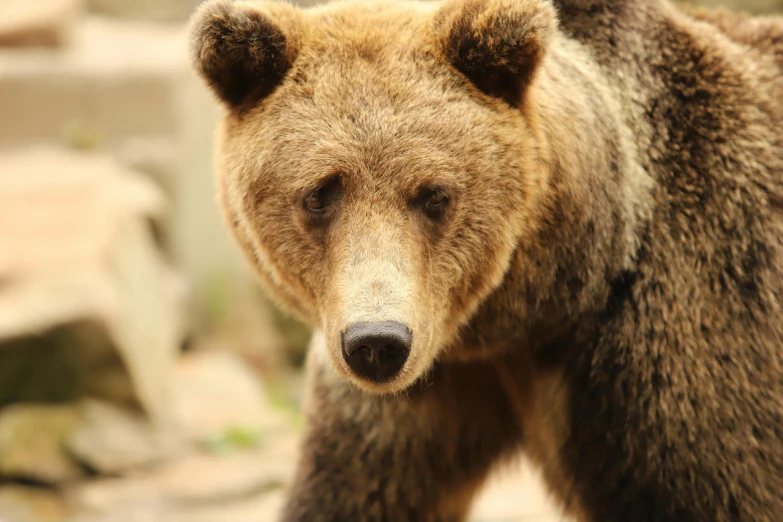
[67,452,571,522]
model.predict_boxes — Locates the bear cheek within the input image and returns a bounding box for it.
[238,196,321,316]
[439,216,519,341]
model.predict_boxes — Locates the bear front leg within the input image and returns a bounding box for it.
[281,340,523,522]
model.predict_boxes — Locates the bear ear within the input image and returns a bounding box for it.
[189,0,302,111]
[433,0,556,107]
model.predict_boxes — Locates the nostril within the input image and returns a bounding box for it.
[342,321,412,354]
[340,321,412,383]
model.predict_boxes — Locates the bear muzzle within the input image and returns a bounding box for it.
[340,321,412,383]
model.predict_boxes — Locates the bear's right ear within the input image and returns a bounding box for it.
[432,0,555,107]
[189,0,302,110]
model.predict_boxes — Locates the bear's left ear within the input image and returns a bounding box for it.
[433,0,556,107]
[189,0,303,111]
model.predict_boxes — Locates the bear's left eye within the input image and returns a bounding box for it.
[424,190,447,209]
[420,188,450,219]
[305,190,326,212]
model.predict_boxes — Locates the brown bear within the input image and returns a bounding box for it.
[189,0,783,520]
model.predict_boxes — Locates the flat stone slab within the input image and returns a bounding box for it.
[0,0,83,48]
[0,147,185,425]
[0,485,70,522]
[0,17,189,146]
[0,404,84,484]
[68,400,179,475]
[170,350,290,443]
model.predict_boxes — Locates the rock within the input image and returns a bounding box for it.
[0,404,83,484]
[0,147,185,426]
[168,73,253,332]
[170,350,289,443]
[65,351,297,518]
[86,0,201,22]
[67,400,178,475]
[0,486,71,522]
[156,438,295,505]
[0,327,90,407]
[114,137,179,202]
[68,436,297,520]
[0,17,189,147]
[0,13,259,333]
[83,0,350,22]
[66,475,166,519]
[196,287,301,381]
[684,0,783,14]
[0,0,83,48]
[163,489,285,522]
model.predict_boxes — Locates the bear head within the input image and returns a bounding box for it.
[190,0,556,393]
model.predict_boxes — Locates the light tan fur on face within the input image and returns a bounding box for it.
[200,0,553,393]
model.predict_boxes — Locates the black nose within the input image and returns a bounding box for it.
[341,321,412,383]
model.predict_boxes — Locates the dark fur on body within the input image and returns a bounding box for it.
[285,347,525,521]
[544,3,783,520]
[189,0,783,520]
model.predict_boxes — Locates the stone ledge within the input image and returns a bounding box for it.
[0,146,186,426]
[0,0,84,48]
[0,17,190,147]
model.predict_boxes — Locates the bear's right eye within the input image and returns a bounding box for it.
[302,176,342,222]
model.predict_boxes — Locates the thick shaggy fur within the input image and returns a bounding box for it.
[189,0,783,520]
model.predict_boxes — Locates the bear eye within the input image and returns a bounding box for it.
[425,190,448,209]
[302,176,342,222]
[420,188,450,219]
[305,190,326,212]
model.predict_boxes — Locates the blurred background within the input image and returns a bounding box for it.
[0,0,779,521]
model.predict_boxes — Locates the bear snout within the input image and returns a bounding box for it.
[340,321,412,383]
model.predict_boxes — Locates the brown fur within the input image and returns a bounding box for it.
[189,0,783,520]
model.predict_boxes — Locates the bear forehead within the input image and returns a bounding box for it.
[228,75,510,198]
[238,71,508,182]
[292,0,440,58]
[303,0,439,32]
[236,87,498,191]
[216,0,530,186]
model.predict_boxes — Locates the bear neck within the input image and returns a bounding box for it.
[450,31,654,363]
